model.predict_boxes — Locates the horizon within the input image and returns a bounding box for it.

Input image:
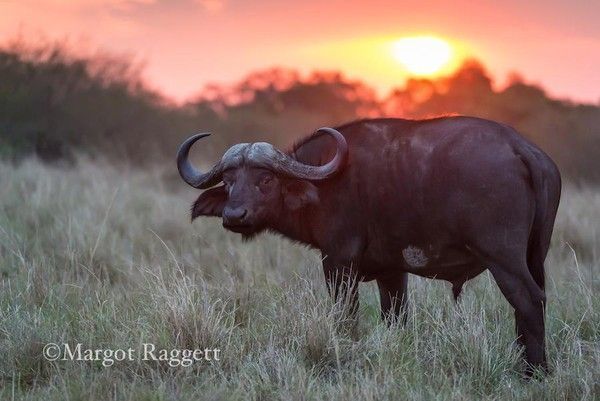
[1,0,599,105]
[0,0,600,104]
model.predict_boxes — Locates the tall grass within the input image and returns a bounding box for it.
[0,159,597,400]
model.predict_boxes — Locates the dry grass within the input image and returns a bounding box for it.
[0,159,597,400]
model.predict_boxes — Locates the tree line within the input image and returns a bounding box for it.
[1,41,599,183]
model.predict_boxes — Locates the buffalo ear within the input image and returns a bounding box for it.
[191,185,227,220]
[283,180,319,211]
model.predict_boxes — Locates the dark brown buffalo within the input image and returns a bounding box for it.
[176,116,561,375]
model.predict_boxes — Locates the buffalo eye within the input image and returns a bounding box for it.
[257,173,274,190]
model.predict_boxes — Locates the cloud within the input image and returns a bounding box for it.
[110,0,226,14]
[195,0,225,13]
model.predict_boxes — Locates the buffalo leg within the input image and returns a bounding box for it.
[451,265,486,302]
[487,257,547,376]
[322,257,359,318]
[515,311,527,350]
[377,273,408,324]
[451,278,466,302]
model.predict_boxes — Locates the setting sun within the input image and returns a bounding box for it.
[392,36,453,76]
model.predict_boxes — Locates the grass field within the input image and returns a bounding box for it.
[0,159,598,400]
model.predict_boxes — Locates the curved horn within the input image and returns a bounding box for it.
[176,133,224,189]
[271,127,348,180]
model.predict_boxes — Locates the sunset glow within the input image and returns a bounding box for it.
[392,36,452,76]
[0,0,597,103]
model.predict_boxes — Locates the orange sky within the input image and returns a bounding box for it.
[1,0,599,104]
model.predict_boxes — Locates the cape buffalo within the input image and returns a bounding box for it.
[176,116,561,375]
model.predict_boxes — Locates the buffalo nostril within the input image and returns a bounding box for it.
[225,207,248,224]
